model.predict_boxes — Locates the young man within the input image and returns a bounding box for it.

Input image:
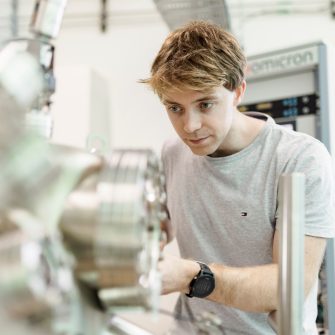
[142,21,335,334]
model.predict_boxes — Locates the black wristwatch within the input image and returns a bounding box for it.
[186,262,215,298]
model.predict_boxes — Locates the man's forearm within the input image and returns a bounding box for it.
[160,236,325,313]
[160,256,278,313]
[207,263,278,313]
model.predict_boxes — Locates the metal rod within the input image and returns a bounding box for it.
[30,0,68,39]
[10,0,18,37]
[326,242,335,335]
[107,314,155,335]
[278,173,305,335]
[100,0,108,32]
[318,42,335,335]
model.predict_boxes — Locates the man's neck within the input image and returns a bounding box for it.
[209,111,266,157]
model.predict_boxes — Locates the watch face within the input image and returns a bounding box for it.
[193,275,215,298]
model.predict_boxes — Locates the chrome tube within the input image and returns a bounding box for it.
[30,0,68,39]
[277,173,305,335]
[108,314,155,335]
[59,149,166,312]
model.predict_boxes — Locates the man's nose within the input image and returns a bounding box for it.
[183,112,202,133]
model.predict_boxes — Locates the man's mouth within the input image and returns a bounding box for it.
[188,136,210,145]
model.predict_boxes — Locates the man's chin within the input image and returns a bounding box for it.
[187,145,216,156]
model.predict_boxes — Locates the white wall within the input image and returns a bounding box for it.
[52,66,111,149]
[240,14,335,55]
[53,17,174,154]
[50,1,335,155]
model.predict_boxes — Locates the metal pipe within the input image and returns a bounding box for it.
[326,242,335,334]
[107,314,155,335]
[30,0,68,39]
[318,42,335,335]
[10,0,18,37]
[277,173,305,335]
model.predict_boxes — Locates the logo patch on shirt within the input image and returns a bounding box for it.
[241,212,248,217]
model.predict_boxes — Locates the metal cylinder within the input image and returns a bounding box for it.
[0,144,104,335]
[30,0,68,39]
[59,149,167,312]
[277,173,305,335]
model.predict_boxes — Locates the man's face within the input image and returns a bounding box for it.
[162,85,244,156]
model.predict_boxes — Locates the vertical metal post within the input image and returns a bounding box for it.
[11,0,18,37]
[100,0,108,33]
[278,173,305,335]
[326,243,335,334]
[30,0,68,39]
[318,42,335,335]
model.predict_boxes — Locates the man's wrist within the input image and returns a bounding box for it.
[185,262,215,298]
[180,259,202,294]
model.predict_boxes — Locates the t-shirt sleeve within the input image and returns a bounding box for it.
[281,141,335,238]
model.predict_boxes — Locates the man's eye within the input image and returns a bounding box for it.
[168,105,182,113]
[200,102,213,110]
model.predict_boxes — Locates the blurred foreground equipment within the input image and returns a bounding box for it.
[0,1,168,334]
[59,149,163,312]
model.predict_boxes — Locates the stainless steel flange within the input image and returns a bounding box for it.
[59,149,167,312]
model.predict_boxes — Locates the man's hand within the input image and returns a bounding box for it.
[157,234,327,314]
[158,254,199,295]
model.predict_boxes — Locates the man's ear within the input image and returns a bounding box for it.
[233,80,246,106]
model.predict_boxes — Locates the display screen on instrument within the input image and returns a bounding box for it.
[239,94,319,119]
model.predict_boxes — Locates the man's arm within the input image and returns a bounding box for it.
[159,232,327,313]
[160,218,175,250]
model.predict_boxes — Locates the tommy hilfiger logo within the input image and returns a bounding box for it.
[241,212,248,217]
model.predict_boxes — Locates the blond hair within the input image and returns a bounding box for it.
[141,21,246,97]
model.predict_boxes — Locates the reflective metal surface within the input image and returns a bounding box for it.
[30,0,68,39]
[60,149,165,312]
[277,173,305,335]
[0,144,104,334]
[0,1,168,334]
[0,144,168,334]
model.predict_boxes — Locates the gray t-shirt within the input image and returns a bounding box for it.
[162,112,335,335]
